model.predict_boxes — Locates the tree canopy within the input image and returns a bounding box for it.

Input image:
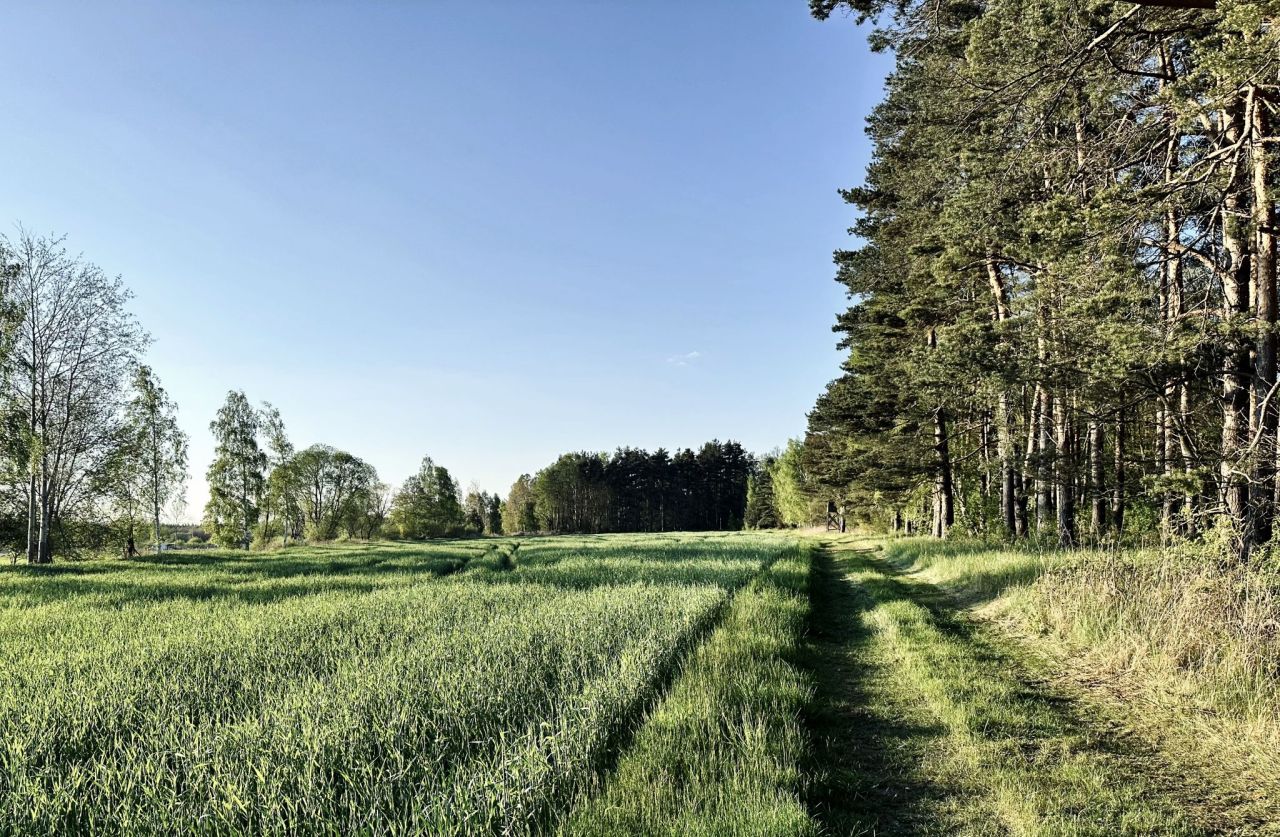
[506,441,755,535]
[804,0,1280,554]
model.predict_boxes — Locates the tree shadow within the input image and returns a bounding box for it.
[0,544,483,606]
[804,545,953,835]
[870,538,1052,610]
[816,544,1216,836]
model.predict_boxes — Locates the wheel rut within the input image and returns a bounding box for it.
[804,538,1222,836]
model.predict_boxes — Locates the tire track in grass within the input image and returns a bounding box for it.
[556,543,816,836]
[805,538,965,835]
[808,538,1209,836]
[426,537,788,835]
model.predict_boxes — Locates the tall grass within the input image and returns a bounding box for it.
[0,532,792,834]
[562,544,817,836]
[883,536,1280,827]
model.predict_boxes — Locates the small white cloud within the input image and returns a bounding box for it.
[666,351,702,367]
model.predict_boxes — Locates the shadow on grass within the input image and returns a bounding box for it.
[837,555,1163,756]
[804,544,951,836]
[874,537,1052,610]
[0,540,782,608]
[809,541,1213,836]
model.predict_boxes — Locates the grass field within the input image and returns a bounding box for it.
[8,530,1277,835]
[800,534,1280,834]
[0,533,806,835]
[809,538,1203,835]
[562,544,815,836]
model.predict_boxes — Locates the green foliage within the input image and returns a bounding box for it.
[287,444,379,540]
[771,440,820,528]
[503,474,540,534]
[485,493,503,536]
[744,457,780,529]
[123,365,189,552]
[388,455,467,538]
[523,442,753,534]
[2,231,147,562]
[805,1,1280,546]
[462,483,503,536]
[204,391,267,549]
[534,452,611,533]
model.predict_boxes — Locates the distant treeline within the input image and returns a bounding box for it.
[203,386,766,544]
[201,390,501,546]
[503,441,753,534]
[0,232,779,560]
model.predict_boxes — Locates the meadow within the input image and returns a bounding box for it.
[0,532,810,835]
[866,536,1280,832]
[11,528,1266,835]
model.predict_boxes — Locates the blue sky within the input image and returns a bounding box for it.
[0,1,888,518]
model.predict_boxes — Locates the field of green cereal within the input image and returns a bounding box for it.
[0,532,813,835]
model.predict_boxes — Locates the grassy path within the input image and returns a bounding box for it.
[806,538,1215,836]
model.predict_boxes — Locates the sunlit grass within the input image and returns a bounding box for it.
[826,540,1201,835]
[0,532,793,834]
[562,544,817,836]
[878,535,1280,831]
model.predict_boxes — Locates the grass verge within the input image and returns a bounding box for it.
[882,536,1280,832]
[560,544,817,837]
[813,539,1204,836]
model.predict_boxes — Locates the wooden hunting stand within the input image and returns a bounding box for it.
[826,500,845,533]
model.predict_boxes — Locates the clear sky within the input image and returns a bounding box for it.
[0,1,889,520]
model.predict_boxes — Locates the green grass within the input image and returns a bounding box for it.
[12,529,1255,835]
[0,532,795,835]
[562,543,817,837]
[807,538,1206,836]
[876,535,1280,832]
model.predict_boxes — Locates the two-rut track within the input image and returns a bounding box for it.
[804,537,1243,836]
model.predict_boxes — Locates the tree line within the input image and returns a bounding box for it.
[801,1,1279,557]
[200,390,497,546]
[0,232,188,562]
[0,231,776,559]
[205,414,766,543]
[502,441,754,534]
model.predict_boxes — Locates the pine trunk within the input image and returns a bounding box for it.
[1252,86,1277,547]
[1055,395,1075,548]
[1037,386,1054,533]
[934,407,954,538]
[1112,410,1126,534]
[1089,419,1106,536]
[1222,92,1254,557]
[998,391,1017,538]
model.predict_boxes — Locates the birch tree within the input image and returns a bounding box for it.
[124,365,188,553]
[4,232,145,562]
[204,391,266,549]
